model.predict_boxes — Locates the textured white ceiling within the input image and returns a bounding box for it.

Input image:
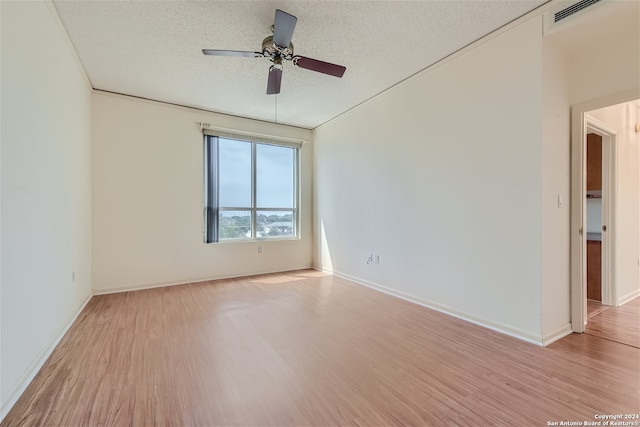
[53,0,547,129]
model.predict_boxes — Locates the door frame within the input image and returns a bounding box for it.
[585,116,617,306]
[570,89,637,333]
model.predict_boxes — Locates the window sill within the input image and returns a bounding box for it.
[205,236,301,245]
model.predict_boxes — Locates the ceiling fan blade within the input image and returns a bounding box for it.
[267,66,282,95]
[273,9,297,48]
[202,49,262,58]
[293,56,346,78]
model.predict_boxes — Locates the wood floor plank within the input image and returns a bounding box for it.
[585,297,640,348]
[2,270,639,426]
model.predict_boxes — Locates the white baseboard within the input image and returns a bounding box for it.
[617,288,640,307]
[0,294,92,422]
[542,323,573,346]
[314,266,544,346]
[93,265,314,295]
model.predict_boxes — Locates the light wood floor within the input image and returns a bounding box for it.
[3,270,639,426]
[586,297,640,348]
[587,299,609,318]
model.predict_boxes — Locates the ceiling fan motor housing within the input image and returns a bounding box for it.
[262,36,294,63]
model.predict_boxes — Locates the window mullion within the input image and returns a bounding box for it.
[294,147,299,237]
[251,141,257,239]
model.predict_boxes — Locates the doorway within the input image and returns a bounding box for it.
[571,94,640,334]
[584,121,616,318]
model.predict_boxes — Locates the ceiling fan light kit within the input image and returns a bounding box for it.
[202,9,346,95]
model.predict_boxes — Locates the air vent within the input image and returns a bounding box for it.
[554,0,602,22]
[543,0,608,35]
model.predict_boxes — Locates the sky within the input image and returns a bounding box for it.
[218,138,294,208]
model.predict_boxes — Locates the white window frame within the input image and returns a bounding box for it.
[204,132,301,243]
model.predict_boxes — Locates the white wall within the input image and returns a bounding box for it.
[1,0,92,417]
[539,0,639,336]
[539,0,639,340]
[540,37,572,343]
[588,101,640,305]
[314,16,544,343]
[314,0,639,345]
[92,92,313,293]
[568,30,640,107]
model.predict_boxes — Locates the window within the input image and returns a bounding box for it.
[204,135,299,243]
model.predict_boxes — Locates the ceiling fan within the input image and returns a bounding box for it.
[202,9,346,95]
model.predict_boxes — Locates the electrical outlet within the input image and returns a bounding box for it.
[72,271,75,282]
[258,246,263,254]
